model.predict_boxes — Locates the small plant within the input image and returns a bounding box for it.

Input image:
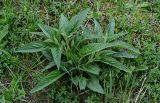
[16,9,140,94]
[0,75,26,103]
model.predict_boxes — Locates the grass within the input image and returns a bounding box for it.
[0,0,160,102]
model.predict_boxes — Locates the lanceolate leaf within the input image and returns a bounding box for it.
[51,46,62,69]
[38,24,56,39]
[0,25,8,41]
[16,41,47,53]
[30,70,64,93]
[68,8,89,33]
[98,56,131,73]
[87,75,104,94]
[114,51,137,58]
[99,50,116,56]
[94,19,103,35]
[80,65,100,75]
[59,14,69,33]
[106,18,115,36]
[80,41,140,58]
[79,43,107,58]
[113,41,140,54]
[107,32,127,42]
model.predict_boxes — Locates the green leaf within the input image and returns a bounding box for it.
[80,41,140,58]
[51,46,62,69]
[59,14,69,32]
[80,65,100,75]
[42,61,55,72]
[114,41,140,54]
[30,70,64,93]
[98,56,131,73]
[99,50,116,56]
[0,25,8,41]
[79,43,106,58]
[16,41,47,53]
[38,24,56,39]
[106,18,115,35]
[94,19,102,35]
[114,51,137,58]
[79,77,87,90]
[107,32,127,42]
[68,8,89,33]
[87,75,104,94]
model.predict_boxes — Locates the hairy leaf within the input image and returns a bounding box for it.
[80,41,140,58]
[80,65,100,75]
[30,70,64,93]
[107,32,127,42]
[38,24,55,39]
[59,14,69,33]
[106,18,115,35]
[94,19,103,35]
[16,41,47,53]
[51,46,62,69]
[68,8,89,33]
[98,56,131,73]
[114,51,137,58]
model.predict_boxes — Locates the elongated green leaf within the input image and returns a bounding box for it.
[59,14,69,32]
[114,41,140,54]
[107,32,127,42]
[79,77,87,90]
[51,46,62,69]
[80,65,100,75]
[68,8,89,33]
[38,24,56,39]
[114,51,137,58]
[94,19,102,35]
[42,61,55,72]
[79,43,106,58]
[98,56,131,73]
[87,75,104,94]
[30,70,64,93]
[0,25,8,41]
[80,41,140,58]
[16,41,47,53]
[100,50,116,56]
[106,18,115,35]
